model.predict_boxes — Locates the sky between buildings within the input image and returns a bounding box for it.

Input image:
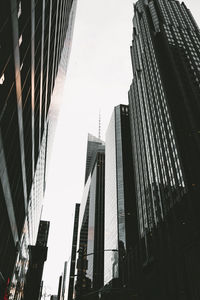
[41,0,200,297]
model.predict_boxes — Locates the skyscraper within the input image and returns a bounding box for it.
[104,105,138,293]
[75,134,105,299]
[128,0,200,298]
[0,0,77,298]
[86,148,105,291]
[67,204,80,300]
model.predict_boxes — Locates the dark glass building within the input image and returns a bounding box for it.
[75,134,105,299]
[128,0,200,299]
[86,148,105,291]
[0,0,77,298]
[104,105,138,291]
[23,220,50,300]
[68,204,80,300]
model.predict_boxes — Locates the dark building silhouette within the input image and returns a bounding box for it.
[57,260,68,300]
[23,220,50,300]
[128,0,200,299]
[57,275,63,300]
[0,0,77,298]
[67,204,80,300]
[75,134,105,299]
[61,261,68,300]
[104,105,138,294]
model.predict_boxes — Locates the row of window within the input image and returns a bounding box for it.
[130,5,186,236]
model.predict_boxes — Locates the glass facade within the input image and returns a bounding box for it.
[104,105,137,287]
[115,107,126,249]
[0,0,77,298]
[77,175,91,251]
[128,1,200,298]
[128,0,200,237]
[104,111,119,285]
[75,135,105,297]
[87,165,97,283]
[27,125,48,246]
[9,123,48,300]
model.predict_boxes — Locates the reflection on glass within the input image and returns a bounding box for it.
[104,111,119,285]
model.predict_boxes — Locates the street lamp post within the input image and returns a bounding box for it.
[75,249,119,300]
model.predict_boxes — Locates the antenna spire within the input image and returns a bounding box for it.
[98,110,101,140]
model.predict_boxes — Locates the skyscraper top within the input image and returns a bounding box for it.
[84,133,105,184]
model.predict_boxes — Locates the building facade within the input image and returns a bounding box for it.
[74,134,105,299]
[0,0,77,298]
[86,149,105,291]
[104,105,138,292]
[128,0,200,299]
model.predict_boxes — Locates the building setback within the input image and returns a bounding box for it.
[0,0,77,298]
[128,0,200,299]
[104,105,138,298]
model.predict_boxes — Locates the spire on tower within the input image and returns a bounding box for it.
[98,110,101,140]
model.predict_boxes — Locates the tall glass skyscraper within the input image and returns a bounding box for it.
[104,105,138,289]
[75,134,105,299]
[86,149,105,290]
[128,0,200,298]
[0,0,77,298]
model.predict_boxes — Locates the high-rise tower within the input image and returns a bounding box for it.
[128,0,200,299]
[104,105,138,294]
[75,134,105,299]
[0,0,77,298]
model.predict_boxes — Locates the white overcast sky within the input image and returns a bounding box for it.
[42,0,200,297]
